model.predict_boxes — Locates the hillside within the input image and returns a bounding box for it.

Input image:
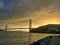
[30,24,60,34]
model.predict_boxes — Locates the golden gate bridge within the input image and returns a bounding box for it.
[3,19,40,32]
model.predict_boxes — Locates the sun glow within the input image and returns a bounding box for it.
[39,20,60,26]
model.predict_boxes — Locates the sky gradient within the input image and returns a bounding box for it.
[0,0,60,31]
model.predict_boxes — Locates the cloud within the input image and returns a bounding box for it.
[0,0,58,22]
[56,0,60,10]
[0,1,4,10]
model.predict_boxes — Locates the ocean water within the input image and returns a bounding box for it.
[0,31,59,45]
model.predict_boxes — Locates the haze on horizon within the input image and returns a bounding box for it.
[0,0,60,31]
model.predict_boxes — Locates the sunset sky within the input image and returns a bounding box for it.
[0,0,60,31]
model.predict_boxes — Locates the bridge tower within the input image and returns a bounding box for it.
[29,19,32,44]
[4,24,8,32]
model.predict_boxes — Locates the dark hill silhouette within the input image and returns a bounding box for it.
[30,24,60,34]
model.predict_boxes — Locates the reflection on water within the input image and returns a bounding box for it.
[0,31,60,45]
